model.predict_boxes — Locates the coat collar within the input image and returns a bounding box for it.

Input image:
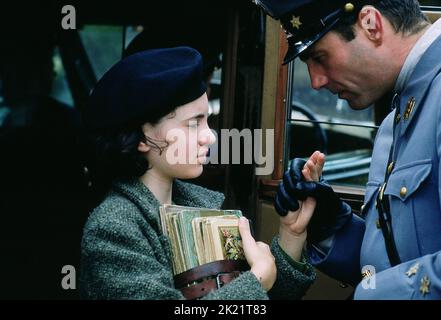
[171,179,225,208]
[398,34,441,138]
[111,178,225,230]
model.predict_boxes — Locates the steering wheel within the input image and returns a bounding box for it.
[291,100,328,155]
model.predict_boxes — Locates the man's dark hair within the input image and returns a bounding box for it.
[333,0,429,41]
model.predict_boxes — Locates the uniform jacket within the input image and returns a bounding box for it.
[80,178,315,299]
[309,34,441,299]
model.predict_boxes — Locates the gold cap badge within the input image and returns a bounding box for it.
[291,16,302,29]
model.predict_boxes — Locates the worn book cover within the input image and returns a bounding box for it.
[159,204,245,275]
[202,216,243,262]
[219,224,245,261]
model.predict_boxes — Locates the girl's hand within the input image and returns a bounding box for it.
[278,151,326,261]
[302,150,325,182]
[239,217,276,291]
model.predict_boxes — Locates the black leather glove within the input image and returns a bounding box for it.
[275,158,352,242]
[274,158,307,215]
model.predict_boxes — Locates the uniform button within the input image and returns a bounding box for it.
[361,204,365,212]
[400,187,407,197]
[344,3,355,12]
[376,219,381,229]
[395,113,401,123]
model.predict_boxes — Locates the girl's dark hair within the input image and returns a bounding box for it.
[85,117,170,204]
[91,127,149,180]
[333,0,429,41]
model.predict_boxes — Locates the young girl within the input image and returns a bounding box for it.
[80,47,316,299]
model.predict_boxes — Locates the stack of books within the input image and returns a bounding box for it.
[159,204,246,275]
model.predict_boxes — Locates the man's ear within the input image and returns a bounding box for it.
[358,6,383,44]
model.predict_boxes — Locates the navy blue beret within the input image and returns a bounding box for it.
[254,0,379,64]
[84,46,207,130]
[124,30,222,78]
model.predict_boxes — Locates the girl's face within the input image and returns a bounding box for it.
[139,93,216,180]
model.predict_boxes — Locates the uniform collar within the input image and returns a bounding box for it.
[394,19,441,94]
[397,31,441,137]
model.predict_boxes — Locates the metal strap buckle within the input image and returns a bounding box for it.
[215,272,231,289]
[215,271,241,289]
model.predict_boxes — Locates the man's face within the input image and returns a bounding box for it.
[300,30,392,109]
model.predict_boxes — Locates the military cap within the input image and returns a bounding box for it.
[254,0,380,64]
[84,46,206,130]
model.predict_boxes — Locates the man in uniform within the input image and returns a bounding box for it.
[254,0,441,299]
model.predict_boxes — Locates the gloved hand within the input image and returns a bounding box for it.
[275,158,352,242]
[274,158,308,215]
